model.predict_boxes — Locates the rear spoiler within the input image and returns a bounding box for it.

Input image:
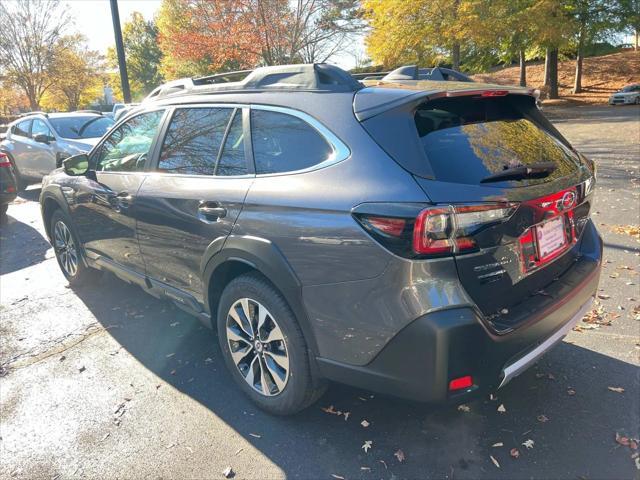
[353,84,537,121]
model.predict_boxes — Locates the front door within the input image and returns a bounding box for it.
[136,106,254,301]
[69,109,166,273]
[30,118,57,177]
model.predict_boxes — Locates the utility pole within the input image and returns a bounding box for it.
[110,0,131,103]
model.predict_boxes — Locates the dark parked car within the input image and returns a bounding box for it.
[40,64,602,415]
[0,151,18,218]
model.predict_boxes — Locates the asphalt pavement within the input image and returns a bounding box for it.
[1,105,639,480]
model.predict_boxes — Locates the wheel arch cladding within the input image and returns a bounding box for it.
[203,235,320,355]
[41,192,68,240]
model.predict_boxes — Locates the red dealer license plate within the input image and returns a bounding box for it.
[536,216,567,261]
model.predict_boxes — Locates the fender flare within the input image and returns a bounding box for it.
[202,235,319,355]
[40,185,89,267]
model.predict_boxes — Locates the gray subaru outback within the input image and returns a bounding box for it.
[39,64,602,415]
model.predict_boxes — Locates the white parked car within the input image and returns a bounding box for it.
[608,84,640,105]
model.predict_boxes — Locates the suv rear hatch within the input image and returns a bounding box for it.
[355,86,597,332]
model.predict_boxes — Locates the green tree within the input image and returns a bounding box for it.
[45,35,104,111]
[614,0,640,50]
[567,0,617,93]
[108,12,163,99]
[363,0,467,70]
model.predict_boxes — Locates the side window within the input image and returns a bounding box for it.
[13,120,31,138]
[158,107,232,175]
[217,110,247,176]
[32,119,53,139]
[95,110,164,173]
[251,110,332,174]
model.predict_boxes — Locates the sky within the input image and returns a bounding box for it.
[65,0,363,70]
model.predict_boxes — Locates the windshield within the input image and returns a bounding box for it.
[621,85,639,92]
[49,116,114,139]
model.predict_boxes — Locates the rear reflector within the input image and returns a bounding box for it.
[449,376,473,391]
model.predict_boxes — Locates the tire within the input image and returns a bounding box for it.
[217,273,327,415]
[50,210,98,286]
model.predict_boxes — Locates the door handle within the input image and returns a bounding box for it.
[114,191,133,210]
[198,201,226,221]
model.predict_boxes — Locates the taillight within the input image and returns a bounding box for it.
[413,204,516,256]
[354,202,517,259]
[0,152,10,168]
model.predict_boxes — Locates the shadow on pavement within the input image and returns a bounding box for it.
[71,272,639,480]
[0,213,50,275]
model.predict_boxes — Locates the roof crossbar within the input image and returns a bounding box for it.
[144,63,363,102]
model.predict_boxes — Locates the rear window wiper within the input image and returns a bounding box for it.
[480,162,557,183]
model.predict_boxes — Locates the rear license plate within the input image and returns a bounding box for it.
[536,216,566,261]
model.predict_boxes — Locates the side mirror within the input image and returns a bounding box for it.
[33,133,53,144]
[63,154,90,176]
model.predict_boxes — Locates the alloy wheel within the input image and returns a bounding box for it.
[53,220,78,277]
[226,298,290,396]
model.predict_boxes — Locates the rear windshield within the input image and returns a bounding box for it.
[49,116,114,139]
[414,96,580,185]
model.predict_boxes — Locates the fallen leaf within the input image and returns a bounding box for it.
[457,404,470,412]
[222,466,234,478]
[608,386,625,393]
[322,405,342,416]
[361,420,370,428]
[597,294,611,300]
[379,460,387,469]
[330,475,344,480]
[522,439,535,449]
[78,366,86,373]
[492,442,504,447]
[249,433,261,438]
[497,404,506,413]
[537,414,549,423]
[362,440,372,453]
[490,455,500,469]
[567,388,576,396]
[360,466,371,471]
[394,449,405,462]
[343,412,350,421]
[510,448,520,458]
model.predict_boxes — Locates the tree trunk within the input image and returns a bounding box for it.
[519,49,526,87]
[544,48,551,86]
[548,48,559,99]
[635,28,639,51]
[451,43,461,71]
[574,45,584,94]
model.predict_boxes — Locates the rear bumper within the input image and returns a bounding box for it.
[317,221,602,403]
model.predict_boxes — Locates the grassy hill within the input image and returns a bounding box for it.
[473,50,640,105]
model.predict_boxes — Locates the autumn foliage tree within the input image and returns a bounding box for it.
[156,0,362,79]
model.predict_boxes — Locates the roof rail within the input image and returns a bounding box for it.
[143,63,363,102]
[18,111,48,118]
[74,109,103,115]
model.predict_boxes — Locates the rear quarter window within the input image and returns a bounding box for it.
[251,109,332,174]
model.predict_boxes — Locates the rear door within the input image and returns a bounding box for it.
[136,106,253,301]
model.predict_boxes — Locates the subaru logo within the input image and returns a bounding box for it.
[557,191,576,211]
